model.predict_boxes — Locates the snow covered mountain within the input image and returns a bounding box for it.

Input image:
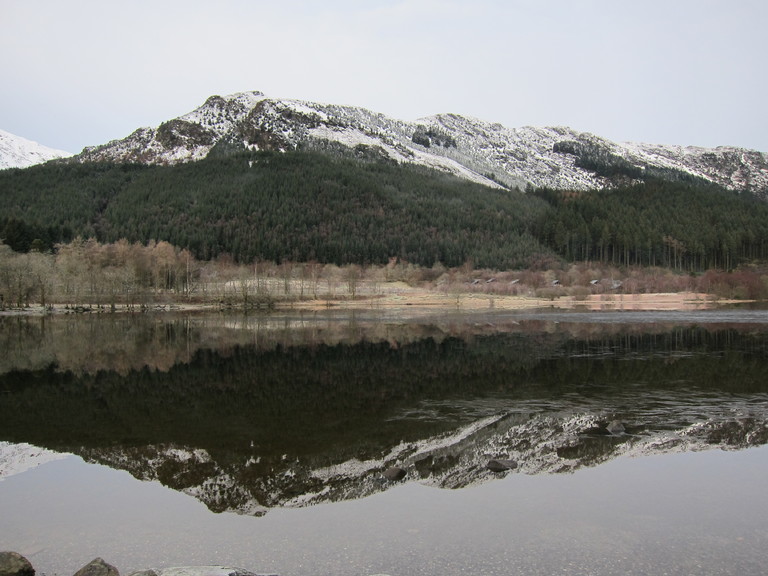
[0,128,72,169]
[76,91,768,194]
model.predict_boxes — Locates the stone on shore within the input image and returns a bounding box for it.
[0,551,35,576]
[74,558,120,576]
[0,558,279,576]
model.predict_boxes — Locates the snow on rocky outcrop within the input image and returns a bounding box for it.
[74,91,768,194]
[0,129,72,169]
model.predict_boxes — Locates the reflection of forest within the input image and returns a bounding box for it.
[4,310,768,377]
[1,313,768,514]
[0,311,544,375]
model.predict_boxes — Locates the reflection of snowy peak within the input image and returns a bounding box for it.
[75,91,768,194]
[0,442,69,480]
[77,394,768,517]
[305,395,768,501]
[0,129,72,169]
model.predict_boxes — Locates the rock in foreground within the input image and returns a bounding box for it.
[0,551,35,576]
[0,556,280,576]
[74,558,120,576]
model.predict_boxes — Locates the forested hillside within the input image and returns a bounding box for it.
[0,151,551,268]
[2,150,768,271]
[534,181,768,270]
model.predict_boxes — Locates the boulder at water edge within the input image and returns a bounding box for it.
[73,558,120,576]
[0,552,35,576]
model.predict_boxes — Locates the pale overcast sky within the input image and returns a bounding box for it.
[2,0,766,154]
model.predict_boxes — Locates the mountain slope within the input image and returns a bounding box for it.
[0,129,72,169]
[75,91,768,195]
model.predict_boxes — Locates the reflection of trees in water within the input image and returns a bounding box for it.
[2,313,537,375]
[1,317,768,447]
[1,314,768,513]
[4,311,768,377]
[0,314,197,375]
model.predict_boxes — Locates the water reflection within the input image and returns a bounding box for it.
[1,310,768,515]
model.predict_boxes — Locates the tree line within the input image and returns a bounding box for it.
[533,180,768,270]
[0,238,198,310]
[0,236,439,310]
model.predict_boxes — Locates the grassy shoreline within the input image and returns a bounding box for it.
[0,288,748,319]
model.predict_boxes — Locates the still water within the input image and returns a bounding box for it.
[1,309,768,575]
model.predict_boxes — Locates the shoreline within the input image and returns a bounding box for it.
[0,291,752,318]
[0,554,277,576]
[285,290,739,313]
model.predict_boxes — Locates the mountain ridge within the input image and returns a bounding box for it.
[73,90,768,195]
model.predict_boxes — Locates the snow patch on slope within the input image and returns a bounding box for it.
[0,129,72,169]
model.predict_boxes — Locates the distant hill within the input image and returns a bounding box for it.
[0,129,71,169]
